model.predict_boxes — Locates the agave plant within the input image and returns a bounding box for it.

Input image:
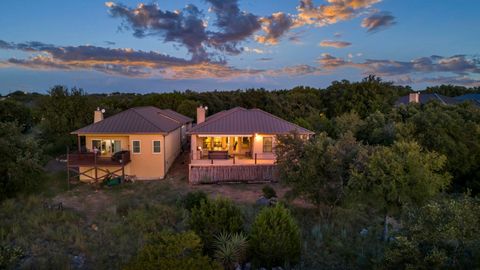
[213,231,248,270]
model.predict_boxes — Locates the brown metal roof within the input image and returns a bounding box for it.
[188,107,314,135]
[158,109,193,124]
[72,106,191,134]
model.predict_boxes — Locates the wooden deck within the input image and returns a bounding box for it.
[67,151,131,167]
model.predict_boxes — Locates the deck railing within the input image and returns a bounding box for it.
[67,150,131,167]
[190,151,275,165]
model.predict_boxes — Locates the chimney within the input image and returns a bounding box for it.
[196,106,206,124]
[408,92,420,103]
[94,107,104,123]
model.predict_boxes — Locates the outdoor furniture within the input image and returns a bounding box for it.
[208,150,229,159]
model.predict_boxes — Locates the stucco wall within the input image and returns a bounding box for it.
[164,127,181,173]
[128,134,166,180]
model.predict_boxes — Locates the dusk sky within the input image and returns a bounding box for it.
[1,0,479,94]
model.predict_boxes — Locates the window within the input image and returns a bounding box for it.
[132,140,141,154]
[153,140,161,153]
[92,140,101,151]
[263,137,273,153]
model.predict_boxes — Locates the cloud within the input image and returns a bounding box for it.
[256,12,295,45]
[319,40,352,48]
[104,41,116,45]
[361,11,396,32]
[206,0,261,54]
[0,39,324,80]
[243,47,271,54]
[106,2,209,61]
[257,57,273,61]
[317,53,480,86]
[297,0,381,26]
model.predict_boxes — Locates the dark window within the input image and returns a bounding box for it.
[132,140,141,153]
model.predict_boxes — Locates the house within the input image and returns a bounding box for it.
[187,106,314,184]
[68,106,192,182]
[395,92,462,106]
[455,94,480,107]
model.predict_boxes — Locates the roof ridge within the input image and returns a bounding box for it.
[251,108,311,132]
[158,109,181,124]
[131,107,166,131]
[433,93,447,105]
[191,107,246,131]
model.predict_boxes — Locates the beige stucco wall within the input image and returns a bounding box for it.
[77,130,182,181]
[164,127,181,173]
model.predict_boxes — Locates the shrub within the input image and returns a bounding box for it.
[180,191,208,211]
[123,231,221,270]
[0,244,23,269]
[213,232,248,270]
[249,204,301,268]
[262,185,277,199]
[188,197,244,253]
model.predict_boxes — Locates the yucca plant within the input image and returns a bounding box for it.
[213,232,248,270]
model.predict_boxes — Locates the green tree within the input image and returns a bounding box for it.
[0,122,44,200]
[276,132,367,219]
[0,100,33,132]
[349,141,451,241]
[123,231,221,270]
[213,232,248,270]
[385,195,480,269]
[249,204,301,268]
[188,197,244,253]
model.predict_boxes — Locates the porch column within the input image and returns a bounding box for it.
[191,135,197,160]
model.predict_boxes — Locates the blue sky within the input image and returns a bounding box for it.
[0,0,479,94]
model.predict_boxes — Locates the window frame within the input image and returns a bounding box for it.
[152,140,161,154]
[262,137,273,153]
[132,140,141,154]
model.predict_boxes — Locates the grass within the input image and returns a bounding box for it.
[0,170,387,269]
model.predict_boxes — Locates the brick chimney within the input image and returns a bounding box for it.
[409,92,420,103]
[196,106,206,124]
[94,107,104,123]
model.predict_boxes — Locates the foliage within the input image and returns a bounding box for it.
[0,100,34,132]
[384,195,480,269]
[349,141,451,240]
[249,204,301,268]
[0,122,44,201]
[124,231,221,270]
[188,197,244,253]
[38,85,94,154]
[0,244,23,269]
[261,185,276,199]
[276,132,367,219]
[213,232,248,270]
[179,191,208,211]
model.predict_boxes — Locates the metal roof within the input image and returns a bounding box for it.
[395,93,462,106]
[188,107,314,135]
[72,106,192,134]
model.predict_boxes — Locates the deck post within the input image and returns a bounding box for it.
[121,152,125,182]
[211,159,213,164]
[66,146,70,190]
[255,153,257,164]
[233,155,235,164]
[77,136,81,152]
[94,152,98,182]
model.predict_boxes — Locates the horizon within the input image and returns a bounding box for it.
[1,0,479,94]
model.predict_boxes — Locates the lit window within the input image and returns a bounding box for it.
[153,141,161,153]
[263,137,273,153]
[132,140,141,153]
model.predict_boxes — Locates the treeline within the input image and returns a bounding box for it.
[1,77,479,196]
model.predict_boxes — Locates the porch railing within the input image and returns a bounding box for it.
[67,150,131,166]
[190,151,275,165]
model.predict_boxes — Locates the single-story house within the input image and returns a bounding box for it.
[68,106,192,182]
[187,106,314,184]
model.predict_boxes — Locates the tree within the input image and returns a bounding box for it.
[0,122,44,200]
[188,197,244,253]
[123,231,221,270]
[213,232,248,270]
[249,204,301,268]
[276,132,367,219]
[348,141,451,241]
[0,100,34,132]
[385,195,480,269]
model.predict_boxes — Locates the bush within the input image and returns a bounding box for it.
[180,191,208,211]
[249,204,301,268]
[262,185,277,199]
[0,244,23,269]
[213,232,248,270]
[188,197,244,253]
[123,231,221,270]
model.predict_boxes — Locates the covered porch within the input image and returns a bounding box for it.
[190,134,276,164]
